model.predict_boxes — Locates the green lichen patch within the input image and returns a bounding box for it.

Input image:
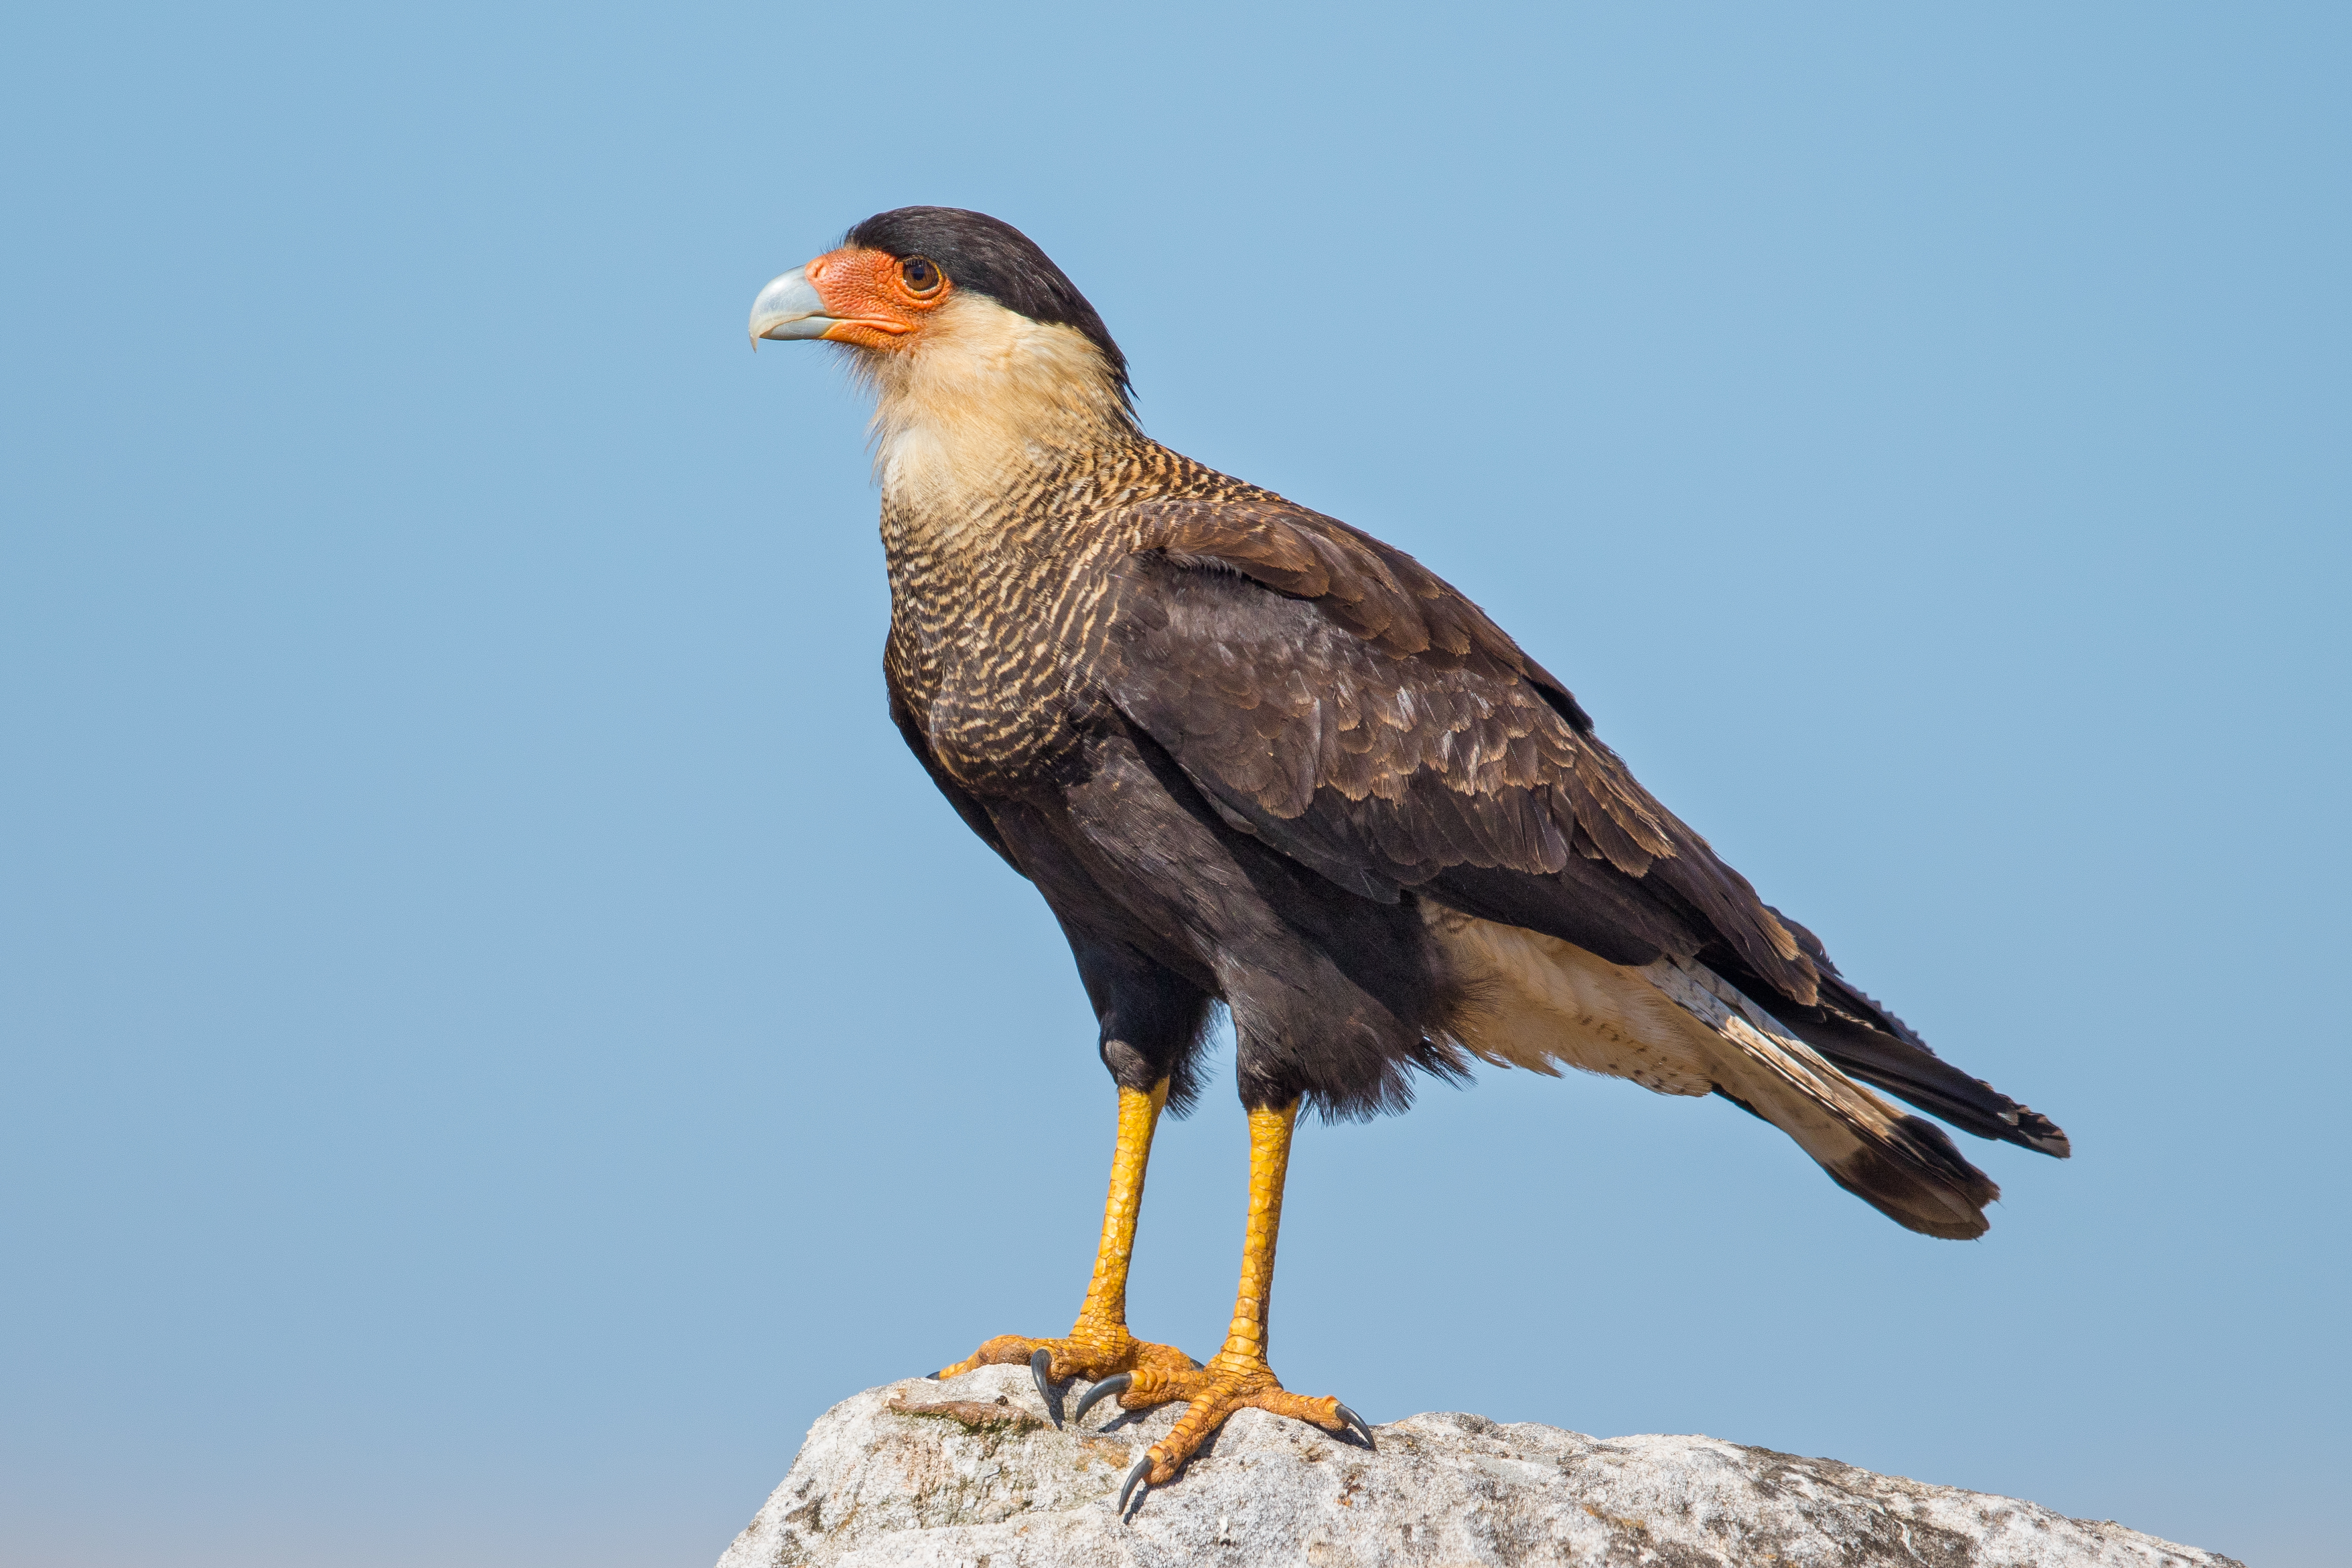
[884,1395,1046,1436]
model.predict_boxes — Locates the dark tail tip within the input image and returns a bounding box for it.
[2012,1107,2072,1158]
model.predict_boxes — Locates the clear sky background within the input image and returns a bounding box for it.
[4,5,2345,1565]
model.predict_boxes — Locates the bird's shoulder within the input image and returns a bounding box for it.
[1100,486,1588,724]
[1090,489,1636,837]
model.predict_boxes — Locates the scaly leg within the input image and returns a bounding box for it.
[935,1080,1199,1408]
[1073,1098,1372,1511]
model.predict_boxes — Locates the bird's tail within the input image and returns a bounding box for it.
[1639,957,2000,1238]
[1426,908,2000,1239]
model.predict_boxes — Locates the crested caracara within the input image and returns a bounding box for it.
[747,207,2069,1512]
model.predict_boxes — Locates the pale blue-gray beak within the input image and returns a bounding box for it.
[748,266,835,347]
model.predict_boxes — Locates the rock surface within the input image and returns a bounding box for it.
[718,1364,2240,1567]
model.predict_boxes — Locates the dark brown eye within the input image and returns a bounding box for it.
[900,256,943,296]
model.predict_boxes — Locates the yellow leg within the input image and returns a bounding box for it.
[935,1079,1198,1384]
[1104,1099,1369,1496]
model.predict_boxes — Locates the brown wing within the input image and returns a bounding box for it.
[1097,497,1820,1006]
[1095,496,2066,1157]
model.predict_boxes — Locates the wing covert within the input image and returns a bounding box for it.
[1097,498,1819,1005]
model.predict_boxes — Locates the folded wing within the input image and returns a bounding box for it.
[1094,497,2067,1191]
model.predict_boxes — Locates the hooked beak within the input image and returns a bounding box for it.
[747,266,834,347]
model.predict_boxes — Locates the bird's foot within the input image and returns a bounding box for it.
[1076,1352,1371,1509]
[933,1322,1199,1423]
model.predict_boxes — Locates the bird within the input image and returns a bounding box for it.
[746,206,2069,1513]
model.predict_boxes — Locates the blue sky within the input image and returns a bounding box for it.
[3,4,2345,1564]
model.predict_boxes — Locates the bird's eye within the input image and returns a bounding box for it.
[900,256,944,296]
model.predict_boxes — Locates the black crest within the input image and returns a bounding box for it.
[845,207,1129,401]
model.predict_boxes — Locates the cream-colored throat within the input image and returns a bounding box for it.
[863,293,1128,517]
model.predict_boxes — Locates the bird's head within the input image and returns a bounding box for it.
[750,207,1133,444]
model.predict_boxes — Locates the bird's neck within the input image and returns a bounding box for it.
[874,413,1131,558]
[864,308,1137,558]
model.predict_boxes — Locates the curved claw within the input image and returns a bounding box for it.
[1116,1452,1153,1517]
[1071,1373,1132,1428]
[1029,1349,1061,1428]
[1335,1401,1375,1449]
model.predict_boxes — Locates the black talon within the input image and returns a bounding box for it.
[1335,1401,1375,1449]
[1071,1372,1132,1428]
[1029,1349,1061,1428]
[1117,1453,1153,1516]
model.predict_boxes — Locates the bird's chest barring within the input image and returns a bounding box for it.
[890,619,1086,790]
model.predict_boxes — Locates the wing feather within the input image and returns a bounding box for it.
[1107,497,1815,1002]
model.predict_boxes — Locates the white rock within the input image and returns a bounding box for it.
[718,1364,2240,1567]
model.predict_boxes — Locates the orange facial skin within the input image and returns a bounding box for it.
[805,246,952,349]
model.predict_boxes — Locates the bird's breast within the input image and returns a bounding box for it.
[883,531,1107,794]
[875,437,1223,793]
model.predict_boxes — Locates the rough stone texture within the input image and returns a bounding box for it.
[718,1365,2240,1568]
